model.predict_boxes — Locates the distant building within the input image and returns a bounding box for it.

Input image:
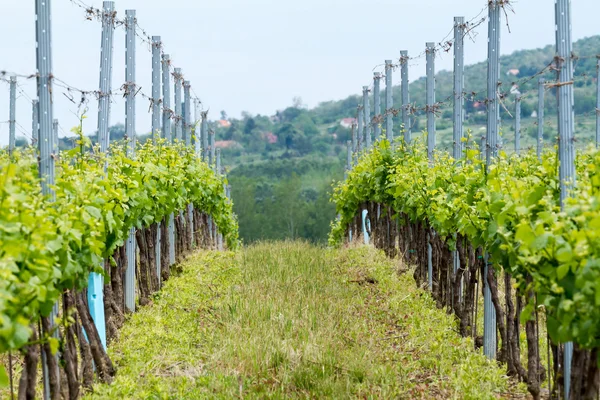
[510,84,521,95]
[507,68,520,76]
[340,118,357,129]
[265,132,278,144]
[217,120,231,128]
[215,140,240,149]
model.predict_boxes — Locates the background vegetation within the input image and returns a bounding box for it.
[17,35,599,244]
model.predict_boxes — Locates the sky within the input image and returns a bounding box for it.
[0,0,599,145]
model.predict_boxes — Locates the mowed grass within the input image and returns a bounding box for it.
[87,242,526,399]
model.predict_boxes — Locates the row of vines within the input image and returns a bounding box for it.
[330,137,599,399]
[0,128,238,398]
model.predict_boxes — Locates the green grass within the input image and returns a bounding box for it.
[87,242,526,399]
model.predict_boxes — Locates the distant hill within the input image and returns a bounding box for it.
[217,35,600,164]
[220,36,600,244]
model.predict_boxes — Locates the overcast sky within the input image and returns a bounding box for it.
[0,0,599,145]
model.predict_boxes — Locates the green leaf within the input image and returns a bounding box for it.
[557,264,570,280]
[0,365,8,388]
[556,244,573,263]
[49,337,59,355]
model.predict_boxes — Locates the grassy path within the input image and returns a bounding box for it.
[88,243,526,399]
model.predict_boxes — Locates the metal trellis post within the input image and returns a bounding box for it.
[425,42,436,293]
[174,68,183,142]
[373,73,381,141]
[351,122,357,164]
[52,119,58,155]
[183,81,192,146]
[9,76,16,155]
[124,9,137,313]
[32,99,39,146]
[36,1,56,397]
[357,105,364,154]
[194,99,201,157]
[208,130,216,245]
[537,78,544,159]
[216,149,223,250]
[89,0,115,349]
[183,81,194,244]
[162,54,172,143]
[556,0,575,396]
[363,86,371,149]
[452,19,465,296]
[161,54,175,267]
[161,54,175,266]
[426,43,436,162]
[400,51,410,143]
[97,1,115,154]
[151,36,161,141]
[151,35,162,285]
[385,60,393,143]
[453,18,465,160]
[515,95,521,154]
[483,0,501,360]
[202,111,208,162]
[210,130,216,166]
[346,140,352,174]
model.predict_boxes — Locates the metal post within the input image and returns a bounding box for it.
[52,119,58,154]
[346,140,352,173]
[556,0,575,396]
[183,81,191,146]
[363,86,371,149]
[36,0,54,198]
[151,36,161,141]
[596,58,600,148]
[89,0,115,348]
[183,81,193,244]
[168,212,175,265]
[32,99,39,146]
[9,76,16,155]
[486,0,501,165]
[373,73,381,141]
[385,60,393,143]
[426,42,436,293]
[484,0,501,360]
[97,1,115,154]
[208,129,215,245]
[36,1,55,397]
[124,9,137,313]
[452,19,465,299]
[537,78,544,159]
[151,35,162,284]
[426,43,436,162]
[194,99,201,156]
[210,130,216,166]
[515,95,521,154]
[173,68,183,142]
[201,111,208,162]
[161,53,175,266]
[357,105,364,154]
[216,149,223,250]
[480,136,486,160]
[400,51,410,143]
[351,122,357,161]
[427,233,433,291]
[216,148,221,176]
[162,54,172,143]
[453,18,465,159]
